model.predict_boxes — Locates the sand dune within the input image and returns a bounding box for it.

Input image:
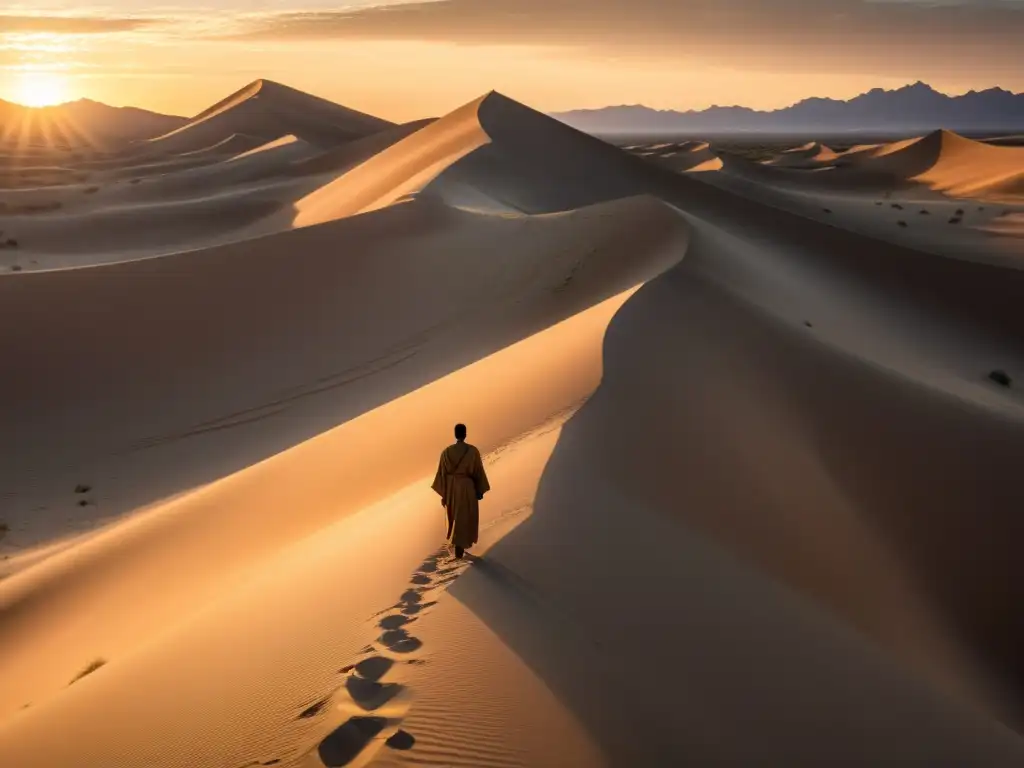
[629,130,1024,266]
[2,83,1024,767]
[288,119,436,178]
[0,194,686,765]
[177,132,264,158]
[633,131,1024,204]
[226,134,308,162]
[142,79,392,157]
[985,135,1024,147]
[291,96,500,225]
[835,141,884,159]
[93,134,320,207]
[631,140,722,172]
[768,140,838,167]
[818,130,1024,198]
[0,117,433,269]
[0,191,684,552]
[736,130,1024,200]
[0,189,286,262]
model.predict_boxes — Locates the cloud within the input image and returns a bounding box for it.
[225,0,1024,75]
[0,14,160,34]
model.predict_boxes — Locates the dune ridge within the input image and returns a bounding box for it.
[142,79,393,157]
[713,129,1024,200]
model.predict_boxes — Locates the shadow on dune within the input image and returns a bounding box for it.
[437,95,1024,344]
[447,236,1024,762]
[714,150,939,195]
[426,92,660,215]
[709,130,1024,207]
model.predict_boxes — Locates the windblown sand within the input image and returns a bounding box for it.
[2,82,1023,767]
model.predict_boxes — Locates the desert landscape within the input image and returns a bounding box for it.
[2,75,1024,768]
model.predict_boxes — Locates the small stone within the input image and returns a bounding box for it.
[988,370,1012,387]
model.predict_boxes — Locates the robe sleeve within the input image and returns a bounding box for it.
[431,450,447,502]
[472,448,490,498]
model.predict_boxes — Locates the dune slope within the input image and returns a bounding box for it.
[142,80,393,157]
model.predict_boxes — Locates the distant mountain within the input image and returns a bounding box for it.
[551,82,1024,135]
[0,98,186,151]
[1,80,395,156]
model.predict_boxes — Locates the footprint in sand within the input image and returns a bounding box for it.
[400,600,437,616]
[317,716,387,766]
[378,628,423,654]
[300,659,409,766]
[385,730,415,750]
[353,656,394,682]
[298,697,331,719]
[380,614,413,630]
[235,759,282,767]
[398,589,421,605]
[346,674,403,710]
[305,547,473,766]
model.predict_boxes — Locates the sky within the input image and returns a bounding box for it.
[1,0,1023,121]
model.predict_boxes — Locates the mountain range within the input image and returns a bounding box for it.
[551,82,1024,136]
[0,80,391,155]
[4,81,1024,153]
[0,98,185,151]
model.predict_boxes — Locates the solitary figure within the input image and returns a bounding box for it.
[432,423,490,559]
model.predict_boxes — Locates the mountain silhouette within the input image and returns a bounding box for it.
[0,98,186,150]
[552,82,1024,135]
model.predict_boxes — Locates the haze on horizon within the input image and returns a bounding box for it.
[1,0,1023,121]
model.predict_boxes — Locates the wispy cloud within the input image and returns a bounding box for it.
[0,14,161,34]
[220,0,1024,73]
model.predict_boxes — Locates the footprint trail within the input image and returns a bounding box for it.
[291,547,473,767]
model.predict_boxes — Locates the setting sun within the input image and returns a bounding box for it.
[14,71,70,108]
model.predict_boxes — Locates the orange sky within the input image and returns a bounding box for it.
[1,1,1022,120]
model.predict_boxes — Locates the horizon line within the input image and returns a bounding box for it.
[2,78,1021,119]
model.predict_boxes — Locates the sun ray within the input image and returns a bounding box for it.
[14,70,70,108]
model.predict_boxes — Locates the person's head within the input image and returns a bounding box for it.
[454,423,467,442]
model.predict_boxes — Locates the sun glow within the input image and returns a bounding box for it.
[14,71,70,108]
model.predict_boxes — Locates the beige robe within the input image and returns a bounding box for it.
[431,442,490,549]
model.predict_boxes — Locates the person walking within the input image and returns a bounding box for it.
[432,423,489,559]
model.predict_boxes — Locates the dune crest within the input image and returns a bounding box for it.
[142,79,393,157]
[768,140,838,167]
[293,95,492,225]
